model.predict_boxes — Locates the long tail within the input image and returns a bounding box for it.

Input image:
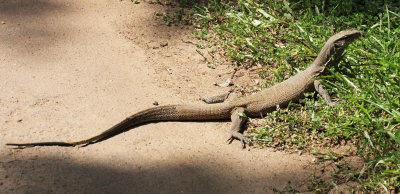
[6,104,231,148]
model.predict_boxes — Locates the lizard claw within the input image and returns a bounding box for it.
[226,137,234,144]
[227,132,247,149]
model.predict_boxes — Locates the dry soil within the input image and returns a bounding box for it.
[0,0,317,193]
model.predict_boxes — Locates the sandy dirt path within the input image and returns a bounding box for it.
[1,0,316,193]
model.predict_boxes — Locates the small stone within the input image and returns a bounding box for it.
[1,21,5,24]
[153,101,159,106]
[160,42,168,47]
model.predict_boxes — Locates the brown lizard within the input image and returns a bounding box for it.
[6,30,362,149]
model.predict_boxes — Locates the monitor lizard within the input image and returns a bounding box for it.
[6,30,362,149]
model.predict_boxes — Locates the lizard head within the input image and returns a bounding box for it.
[314,30,362,68]
[328,30,362,54]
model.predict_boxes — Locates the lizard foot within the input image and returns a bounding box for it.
[327,100,342,107]
[227,131,247,149]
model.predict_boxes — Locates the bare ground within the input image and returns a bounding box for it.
[0,0,318,193]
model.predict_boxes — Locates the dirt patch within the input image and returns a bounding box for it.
[1,0,320,193]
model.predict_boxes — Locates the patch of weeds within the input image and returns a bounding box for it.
[273,181,299,193]
[186,0,400,192]
[154,8,192,26]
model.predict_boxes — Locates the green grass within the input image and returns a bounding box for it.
[157,0,400,192]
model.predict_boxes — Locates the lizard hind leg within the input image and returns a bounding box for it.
[227,107,247,148]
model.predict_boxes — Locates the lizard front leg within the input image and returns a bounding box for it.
[227,107,247,148]
[199,90,236,104]
[314,80,340,107]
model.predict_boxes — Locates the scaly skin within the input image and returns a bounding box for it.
[6,30,362,148]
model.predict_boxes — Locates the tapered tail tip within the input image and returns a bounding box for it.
[6,142,75,148]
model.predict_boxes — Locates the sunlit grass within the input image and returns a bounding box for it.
[160,0,400,191]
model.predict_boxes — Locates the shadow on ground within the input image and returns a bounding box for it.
[0,0,64,16]
[0,0,73,57]
[1,153,310,193]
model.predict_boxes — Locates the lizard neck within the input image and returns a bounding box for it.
[305,30,362,77]
[307,46,344,78]
[305,58,329,78]
[306,39,343,77]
